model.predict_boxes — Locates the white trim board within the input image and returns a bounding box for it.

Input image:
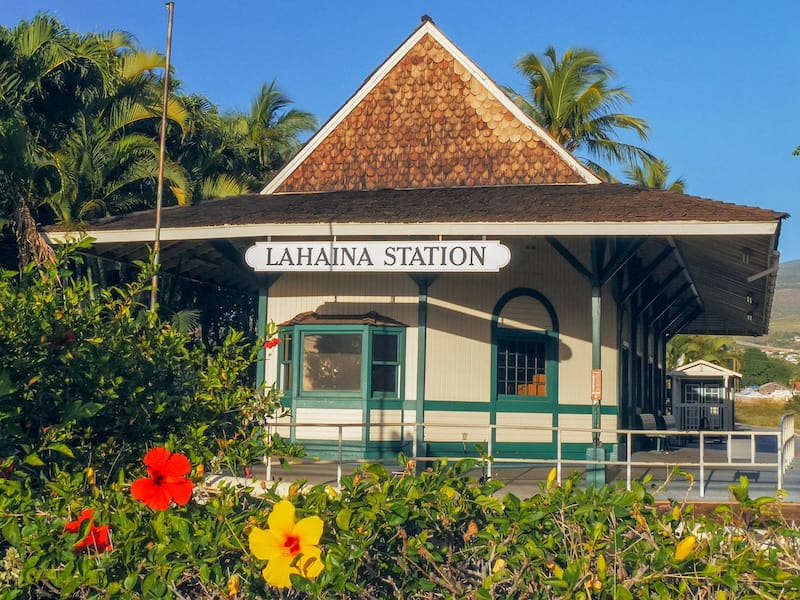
[45,221,780,244]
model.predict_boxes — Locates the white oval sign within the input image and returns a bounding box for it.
[245,241,511,272]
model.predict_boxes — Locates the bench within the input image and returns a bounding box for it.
[662,414,682,447]
[639,413,668,452]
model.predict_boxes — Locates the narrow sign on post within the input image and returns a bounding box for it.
[591,368,602,402]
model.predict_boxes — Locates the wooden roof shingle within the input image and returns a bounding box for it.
[71,184,786,233]
[264,19,597,194]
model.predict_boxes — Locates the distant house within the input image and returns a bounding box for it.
[759,382,794,401]
[736,382,794,402]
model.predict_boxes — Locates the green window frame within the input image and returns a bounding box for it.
[278,332,293,394]
[370,329,403,400]
[278,324,405,402]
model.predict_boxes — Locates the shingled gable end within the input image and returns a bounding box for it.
[262,18,600,194]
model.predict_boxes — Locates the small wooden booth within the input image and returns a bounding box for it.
[668,360,742,431]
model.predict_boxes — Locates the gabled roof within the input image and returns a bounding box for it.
[279,311,407,327]
[668,359,742,379]
[262,17,599,194]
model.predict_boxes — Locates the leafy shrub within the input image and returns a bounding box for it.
[0,243,280,485]
[1,457,800,599]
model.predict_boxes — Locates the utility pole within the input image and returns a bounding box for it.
[150,2,175,312]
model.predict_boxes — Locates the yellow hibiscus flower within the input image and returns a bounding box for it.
[249,500,324,588]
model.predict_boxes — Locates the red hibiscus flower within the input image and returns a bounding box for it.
[50,329,77,348]
[64,509,112,553]
[131,447,194,510]
[264,337,280,349]
[0,460,13,479]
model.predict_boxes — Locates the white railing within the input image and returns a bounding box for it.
[780,412,796,476]
[262,416,797,498]
[672,400,734,431]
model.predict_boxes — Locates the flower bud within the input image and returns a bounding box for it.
[674,535,697,562]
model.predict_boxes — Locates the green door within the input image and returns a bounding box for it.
[492,329,558,459]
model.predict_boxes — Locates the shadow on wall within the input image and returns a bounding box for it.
[312,299,575,361]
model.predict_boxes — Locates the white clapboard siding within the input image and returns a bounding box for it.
[495,412,553,443]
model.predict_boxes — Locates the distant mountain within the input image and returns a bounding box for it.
[776,260,800,290]
[769,260,800,335]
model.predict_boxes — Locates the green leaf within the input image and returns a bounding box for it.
[335,508,352,531]
[23,452,44,466]
[754,496,777,507]
[474,494,504,513]
[387,503,409,526]
[729,476,750,503]
[0,370,17,396]
[613,585,634,600]
[44,442,74,458]
[2,520,21,545]
[364,463,388,479]
[124,572,138,590]
[476,587,492,600]
[63,401,104,421]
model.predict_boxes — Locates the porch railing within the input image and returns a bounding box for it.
[672,399,734,431]
[262,415,797,498]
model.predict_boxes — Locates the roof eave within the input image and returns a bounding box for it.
[43,220,782,245]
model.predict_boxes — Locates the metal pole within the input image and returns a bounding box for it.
[626,431,631,491]
[486,425,493,480]
[778,432,784,492]
[699,432,705,498]
[337,426,343,487]
[591,285,602,446]
[150,2,175,312]
[556,428,562,485]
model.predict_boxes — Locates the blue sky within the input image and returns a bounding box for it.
[5,1,800,260]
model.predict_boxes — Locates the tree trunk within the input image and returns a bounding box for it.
[13,197,55,269]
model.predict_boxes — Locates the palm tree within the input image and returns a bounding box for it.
[506,46,656,180]
[172,94,254,203]
[1,15,193,253]
[625,158,686,192]
[45,99,189,224]
[667,334,741,371]
[0,14,116,267]
[228,81,317,180]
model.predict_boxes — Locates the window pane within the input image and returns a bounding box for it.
[281,363,292,392]
[372,364,398,394]
[303,334,362,392]
[280,334,293,392]
[372,333,398,362]
[496,338,546,396]
[282,334,293,361]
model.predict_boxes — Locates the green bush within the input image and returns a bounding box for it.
[1,457,800,599]
[0,243,280,485]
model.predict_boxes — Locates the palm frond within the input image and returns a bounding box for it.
[514,45,650,171]
[170,309,201,334]
[120,49,164,80]
[199,174,252,200]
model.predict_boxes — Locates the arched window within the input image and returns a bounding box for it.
[493,289,558,399]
